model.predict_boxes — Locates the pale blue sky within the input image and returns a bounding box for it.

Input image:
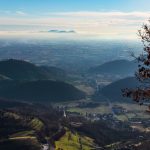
[0,0,150,39]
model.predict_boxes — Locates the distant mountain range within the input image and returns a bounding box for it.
[0,59,66,81]
[48,30,75,33]
[94,77,139,102]
[40,29,76,33]
[89,59,137,76]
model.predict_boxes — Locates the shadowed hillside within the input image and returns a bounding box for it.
[0,59,66,81]
[94,77,139,102]
[0,80,86,102]
[89,59,137,76]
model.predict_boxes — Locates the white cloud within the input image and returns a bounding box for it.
[16,11,27,16]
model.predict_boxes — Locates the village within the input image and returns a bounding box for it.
[56,101,150,141]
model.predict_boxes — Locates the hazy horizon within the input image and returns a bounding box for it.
[0,0,150,40]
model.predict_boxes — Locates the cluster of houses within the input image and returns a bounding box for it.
[112,105,127,115]
[56,104,150,133]
[56,105,128,122]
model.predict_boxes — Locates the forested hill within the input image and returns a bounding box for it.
[94,77,139,102]
[0,80,86,102]
[89,59,137,76]
[0,59,66,81]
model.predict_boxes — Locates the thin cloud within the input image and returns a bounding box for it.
[0,10,27,16]
[51,11,150,18]
[0,11,149,38]
[16,11,27,16]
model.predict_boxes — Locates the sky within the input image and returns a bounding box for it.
[0,0,150,39]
